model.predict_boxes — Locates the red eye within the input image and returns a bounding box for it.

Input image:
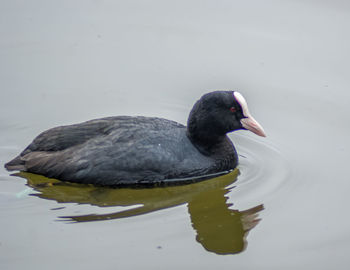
[230,107,236,112]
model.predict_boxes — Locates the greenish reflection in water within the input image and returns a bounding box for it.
[15,170,263,255]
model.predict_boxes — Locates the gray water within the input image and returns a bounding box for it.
[1,0,350,269]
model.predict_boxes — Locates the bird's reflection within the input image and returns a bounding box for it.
[15,170,263,255]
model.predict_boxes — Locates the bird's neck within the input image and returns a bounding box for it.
[187,110,225,143]
[186,125,228,156]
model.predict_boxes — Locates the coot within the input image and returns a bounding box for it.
[5,91,265,186]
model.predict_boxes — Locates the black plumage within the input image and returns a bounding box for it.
[5,91,265,187]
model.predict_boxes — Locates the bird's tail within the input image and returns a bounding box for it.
[4,155,26,171]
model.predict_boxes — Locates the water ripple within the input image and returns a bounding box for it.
[228,133,291,207]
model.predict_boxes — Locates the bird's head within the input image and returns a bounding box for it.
[187,91,266,143]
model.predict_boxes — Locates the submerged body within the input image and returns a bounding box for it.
[5,91,265,186]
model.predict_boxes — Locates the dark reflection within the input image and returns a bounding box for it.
[15,170,263,255]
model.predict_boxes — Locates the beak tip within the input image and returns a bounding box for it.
[259,130,267,137]
[240,117,266,138]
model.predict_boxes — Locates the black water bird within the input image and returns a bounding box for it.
[5,91,265,186]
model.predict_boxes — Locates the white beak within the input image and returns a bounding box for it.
[233,91,266,137]
[240,116,266,137]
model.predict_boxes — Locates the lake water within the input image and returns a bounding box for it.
[1,0,350,269]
